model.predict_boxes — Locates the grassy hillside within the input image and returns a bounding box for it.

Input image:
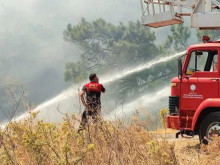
[0,112,219,165]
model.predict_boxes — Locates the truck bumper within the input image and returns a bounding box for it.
[167,115,179,129]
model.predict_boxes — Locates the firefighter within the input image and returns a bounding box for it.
[78,73,106,133]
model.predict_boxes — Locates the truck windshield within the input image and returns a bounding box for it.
[186,50,218,75]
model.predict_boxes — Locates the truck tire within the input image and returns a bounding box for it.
[199,112,220,144]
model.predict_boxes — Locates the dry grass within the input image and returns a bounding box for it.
[0,112,219,165]
[171,137,220,165]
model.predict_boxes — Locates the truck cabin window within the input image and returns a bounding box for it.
[186,50,218,75]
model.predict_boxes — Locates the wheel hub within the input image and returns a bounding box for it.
[208,123,220,138]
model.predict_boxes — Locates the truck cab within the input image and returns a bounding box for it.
[167,37,220,143]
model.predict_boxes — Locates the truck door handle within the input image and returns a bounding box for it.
[211,78,219,81]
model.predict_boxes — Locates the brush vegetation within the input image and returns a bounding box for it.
[0,111,220,165]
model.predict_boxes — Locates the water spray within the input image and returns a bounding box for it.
[101,51,186,84]
[2,51,185,124]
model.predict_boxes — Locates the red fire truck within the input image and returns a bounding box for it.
[140,0,220,143]
[167,36,220,143]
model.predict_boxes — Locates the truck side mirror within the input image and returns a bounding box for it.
[178,58,183,78]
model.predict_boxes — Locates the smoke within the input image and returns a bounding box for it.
[105,85,170,120]
[0,0,188,124]
[0,0,145,122]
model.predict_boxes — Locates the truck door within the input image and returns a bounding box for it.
[181,50,219,114]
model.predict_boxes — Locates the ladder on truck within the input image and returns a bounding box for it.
[140,0,220,29]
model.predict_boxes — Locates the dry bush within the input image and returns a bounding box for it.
[0,111,220,165]
[0,112,177,165]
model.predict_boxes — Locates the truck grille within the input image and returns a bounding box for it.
[169,96,179,114]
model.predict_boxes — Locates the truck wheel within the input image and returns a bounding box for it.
[199,112,220,144]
